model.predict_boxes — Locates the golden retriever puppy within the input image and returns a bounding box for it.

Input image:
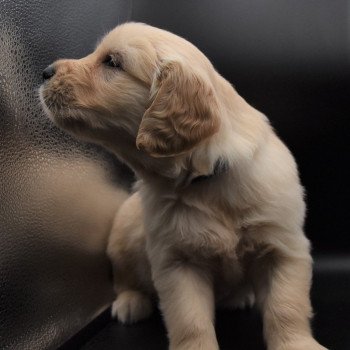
[39,22,327,350]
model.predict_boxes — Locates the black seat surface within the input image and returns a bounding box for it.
[0,1,132,349]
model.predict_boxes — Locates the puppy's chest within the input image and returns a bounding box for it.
[148,198,248,258]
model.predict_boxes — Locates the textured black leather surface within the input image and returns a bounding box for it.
[0,1,132,349]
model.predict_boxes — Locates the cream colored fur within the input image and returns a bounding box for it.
[40,22,327,350]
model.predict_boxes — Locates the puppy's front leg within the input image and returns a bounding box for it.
[152,259,219,350]
[252,235,328,350]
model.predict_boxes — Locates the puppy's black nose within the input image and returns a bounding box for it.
[42,65,56,81]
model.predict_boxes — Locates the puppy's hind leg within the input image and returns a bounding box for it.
[107,192,154,324]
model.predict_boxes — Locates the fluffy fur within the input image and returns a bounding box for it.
[40,22,327,350]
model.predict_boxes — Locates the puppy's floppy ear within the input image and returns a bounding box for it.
[136,60,220,157]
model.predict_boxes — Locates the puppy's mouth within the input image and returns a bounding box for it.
[39,80,74,115]
[39,83,93,133]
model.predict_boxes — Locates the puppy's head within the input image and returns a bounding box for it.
[40,23,220,158]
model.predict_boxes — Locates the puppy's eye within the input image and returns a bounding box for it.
[103,55,122,69]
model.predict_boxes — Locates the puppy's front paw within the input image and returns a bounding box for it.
[111,290,153,324]
[276,337,328,350]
